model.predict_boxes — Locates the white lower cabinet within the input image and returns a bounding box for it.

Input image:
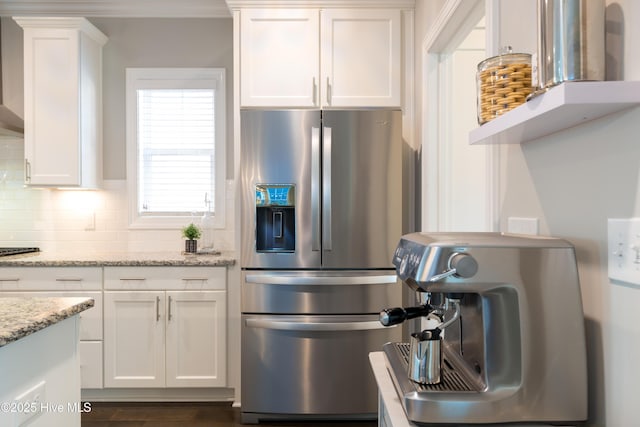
[165,291,226,387]
[0,265,228,393]
[0,267,104,389]
[80,341,104,389]
[103,267,227,389]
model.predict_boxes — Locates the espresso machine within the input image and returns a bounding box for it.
[380,232,588,425]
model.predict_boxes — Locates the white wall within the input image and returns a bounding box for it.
[497,1,639,426]
[417,0,640,425]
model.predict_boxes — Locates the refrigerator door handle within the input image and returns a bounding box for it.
[245,318,396,332]
[311,127,321,251]
[245,274,397,285]
[322,126,332,251]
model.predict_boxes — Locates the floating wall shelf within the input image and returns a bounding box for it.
[469,81,640,145]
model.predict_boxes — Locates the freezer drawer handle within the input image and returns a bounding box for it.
[245,274,397,285]
[245,318,395,332]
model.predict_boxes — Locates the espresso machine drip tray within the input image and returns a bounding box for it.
[383,342,484,394]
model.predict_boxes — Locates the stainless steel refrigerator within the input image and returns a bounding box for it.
[240,110,405,423]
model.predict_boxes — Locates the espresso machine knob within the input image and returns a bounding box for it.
[429,252,478,282]
[449,252,478,278]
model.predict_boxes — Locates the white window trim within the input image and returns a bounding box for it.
[126,67,226,229]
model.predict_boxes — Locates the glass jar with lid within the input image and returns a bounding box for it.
[476,50,532,125]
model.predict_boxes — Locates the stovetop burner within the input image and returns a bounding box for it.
[0,247,40,257]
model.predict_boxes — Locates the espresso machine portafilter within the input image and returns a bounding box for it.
[380,232,588,426]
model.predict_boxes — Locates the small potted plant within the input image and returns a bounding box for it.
[182,223,202,253]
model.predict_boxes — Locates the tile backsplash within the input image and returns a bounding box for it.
[0,138,236,253]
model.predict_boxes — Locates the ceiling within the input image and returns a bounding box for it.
[0,0,232,18]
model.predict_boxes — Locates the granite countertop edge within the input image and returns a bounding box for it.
[0,252,237,267]
[0,297,95,348]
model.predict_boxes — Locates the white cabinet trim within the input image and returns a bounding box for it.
[421,0,499,232]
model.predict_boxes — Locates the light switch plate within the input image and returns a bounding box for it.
[607,218,640,286]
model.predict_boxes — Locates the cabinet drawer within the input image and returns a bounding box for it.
[104,267,226,290]
[80,341,103,389]
[0,267,102,291]
[0,291,102,340]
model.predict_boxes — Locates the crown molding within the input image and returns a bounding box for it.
[13,16,108,44]
[225,0,416,10]
[0,0,232,18]
[0,0,416,18]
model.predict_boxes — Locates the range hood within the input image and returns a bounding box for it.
[0,17,24,137]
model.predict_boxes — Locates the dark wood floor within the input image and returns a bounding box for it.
[81,402,378,427]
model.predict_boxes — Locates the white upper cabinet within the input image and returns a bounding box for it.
[239,8,401,108]
[320,9,401,108]
[14,17,107,188]
[240,9,319,107]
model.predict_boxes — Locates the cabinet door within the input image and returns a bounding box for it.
[104,291,165,388]
[16,17,106,188]
[240,9,319,107]
[80,341,103,389]
[165,291,227,387]
[22,26,81,186]
[320,9,401,107]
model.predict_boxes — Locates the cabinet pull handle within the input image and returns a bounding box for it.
[156,296,160,322]
[326,77,331,105]
[312,77,317,105]
[0,278,20,282]
[25,159,31,183]
[119,278,146,281]
[168,296,173,321]
[55,278,83,282]
[181,278,208,282]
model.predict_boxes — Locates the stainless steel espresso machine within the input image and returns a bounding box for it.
[380,232,588,425]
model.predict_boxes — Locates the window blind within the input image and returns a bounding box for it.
[137,89,216,215]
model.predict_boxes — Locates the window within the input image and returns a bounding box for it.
[126,68,226,229]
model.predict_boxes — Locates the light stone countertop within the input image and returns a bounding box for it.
[0,297,94,347]
[0,250,236,267]
[369,351,417,427]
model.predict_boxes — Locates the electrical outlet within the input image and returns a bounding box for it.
[507,217,539,235]
[13,380,45,426]
[84,211,96,231]
[608,218,640,286]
